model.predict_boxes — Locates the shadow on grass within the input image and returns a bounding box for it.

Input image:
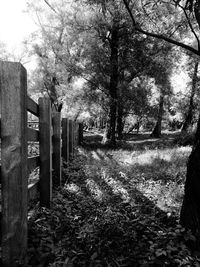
[58,144,189,266]
[83,131,182,151]
[28,131,193,267]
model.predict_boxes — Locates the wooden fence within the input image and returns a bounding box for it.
[0,61,83,266]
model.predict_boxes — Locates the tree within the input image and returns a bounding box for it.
[181,57,199,133]
[28,0,90,112]
[83,1,177,142]
[124,76,158,133]
[76,0,135,145]
[123,0,200,239]
[0,41,31,65]
[149,50,173,138]
[29,0,182,142]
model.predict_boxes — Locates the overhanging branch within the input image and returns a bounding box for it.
[43,0,58,14]
[122,0,200,56]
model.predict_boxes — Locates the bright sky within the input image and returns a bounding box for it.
[0,0,37,70]
[0,0,36,47]
[0,0,189,91]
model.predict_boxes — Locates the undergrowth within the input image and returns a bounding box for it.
[28,133,200,266]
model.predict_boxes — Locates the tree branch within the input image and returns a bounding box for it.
[178,2,200,50]
[123,0,200,56]
[43,0,58,14]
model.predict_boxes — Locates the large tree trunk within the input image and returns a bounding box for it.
[151,94,164,138]
[107,20,119,146]
[117,103,124,140]
[109,99,117,145]
[182,61,199,133]
[180,1,200,240]
[180,112,200,241]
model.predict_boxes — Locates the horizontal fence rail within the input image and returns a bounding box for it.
[0,61,83,266]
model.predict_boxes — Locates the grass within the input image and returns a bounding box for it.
[28,131,200,267]
[82,131,191,214]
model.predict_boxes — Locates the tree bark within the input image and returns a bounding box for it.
[180,2,200,239]
[180,111,200,240]
[117,102,124,140]
[107,20,119,146]
[182,61,199,133]
[151,94,164,138]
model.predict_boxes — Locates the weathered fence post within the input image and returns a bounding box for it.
[52,112,61,186]
[1,62,28,266]
[78,123,83,145]
[73,122,76,148]
[69,120,74,159]
[39,97,52,208]
[62,118,69,163]
[75,122,79,147]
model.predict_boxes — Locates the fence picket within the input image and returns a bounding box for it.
[78,123,83,145]
[52,112,62,186]
[0,62,28,266]
[62,118,69,162]
[0,61,83,266]
[39,98,52,208]
[69,120,73,159]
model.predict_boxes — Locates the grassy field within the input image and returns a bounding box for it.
[82,131,190,214]
[28,131,200,267]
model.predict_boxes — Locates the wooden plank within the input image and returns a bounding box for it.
[28,156,40,176]
[0,61,28,266]
[69,120,73,159]
[52,112,61,186]
[62,118,69,162]
[28,180,39,202]
[27,96,39,117]
[39,97,52,208]
[27,127,39,141]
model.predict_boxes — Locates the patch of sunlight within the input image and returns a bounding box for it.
[96,149,106,157]
[175,146,191,155]
[91,151,101,160]
[101,169,130,202]
[121,146,191,166]
[77,147,87,156]
[64,183,82,195]
[91,150,115,162]
[128,138,159,144]
[136,180,184,213]
[86,178,104,202]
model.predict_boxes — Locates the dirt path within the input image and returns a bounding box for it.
[28,132,198,267]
